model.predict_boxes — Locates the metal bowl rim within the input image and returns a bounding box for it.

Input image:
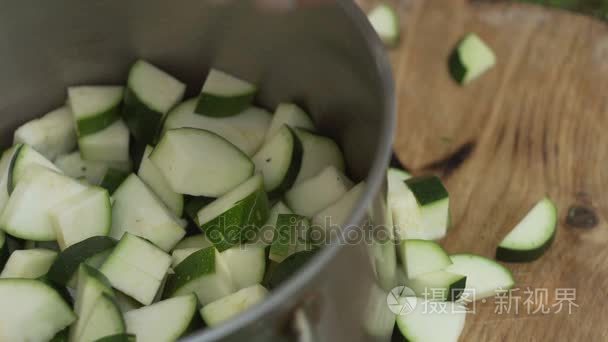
[183,1,396,340]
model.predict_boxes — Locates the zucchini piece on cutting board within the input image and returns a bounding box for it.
[496,197,557,262]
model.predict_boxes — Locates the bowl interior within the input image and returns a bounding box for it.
[0,0,390,182]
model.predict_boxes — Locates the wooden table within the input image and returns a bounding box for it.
[359,0,608,340]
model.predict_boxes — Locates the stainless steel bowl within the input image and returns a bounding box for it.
[0,0,395,340]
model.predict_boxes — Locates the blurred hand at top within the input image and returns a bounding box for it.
[255,0,335,12]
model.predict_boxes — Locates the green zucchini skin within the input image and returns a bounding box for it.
[267,126,303,199]
[408,271,467,302]
[195,92,255,118]
[448,33,496,85]
[164,246,215,297]
[49,328,69,342]
[47,236,117,286]
[100,168,130,195]
[6,144,25,194]
[448,48,467,84]
[93,333,136,342]
[404,175,448,206]
[266,250,317,289]
[269,214,310,263]
[5,235,23,255]
[122,87,164,146]
[38,274,74,305]
[77,105,121,137]
[184,196,215,225]
[496,231,556,262]
[446,276,467,302]
[0,232,9,270]
[496,197,557,263]
[201,189,269,252]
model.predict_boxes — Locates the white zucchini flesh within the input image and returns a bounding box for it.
[387,167,411,198]
[406,270,466,301]
[196,173,264,227]
[78,294,125,342]
[200,69,256,98]
[125,294,197,342]
[68,86,123,136]
[387,167,411,240]
[200,284,268,327]
[64,249,113,291]
[0,166,87,241]
[0,249,57,279]
[293,128,345,184]
[78,119,130,163]
[285,165,353,217]
[400,239,452,279]
[392,175,449,241]
[496,197,557,262]
[114,291,142,313]
[167,247,235,305]
[110,174,185,252]
[162,99,271,156]
[0,279,75,342]
[396,300,466,342]
[220,244,266,290]
[108,233,172,280]
[390,183,421,240]
[50,186,112,250]
[252,124,302,194]
[100,234,171,305]
[13,106,77,161]
[450,33,496,84]
[265,103,315,141]
[151,127,254,197]
[407,176,450,239]
[444,254,515,301]
[55,151,132,185]
[368,3,401,47]
[173,234,213,250]
[195,69,257,117]
[312,181,366,233]
[138,145,183,217]
[8,143,61,192]
[70,264,115,342]
[123,60,186,145]
[127,60,185,114]
[171,248,201,268]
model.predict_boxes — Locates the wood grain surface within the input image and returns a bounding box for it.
[361,0,608,340]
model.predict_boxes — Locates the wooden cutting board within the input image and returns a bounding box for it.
[360,0,608,340]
